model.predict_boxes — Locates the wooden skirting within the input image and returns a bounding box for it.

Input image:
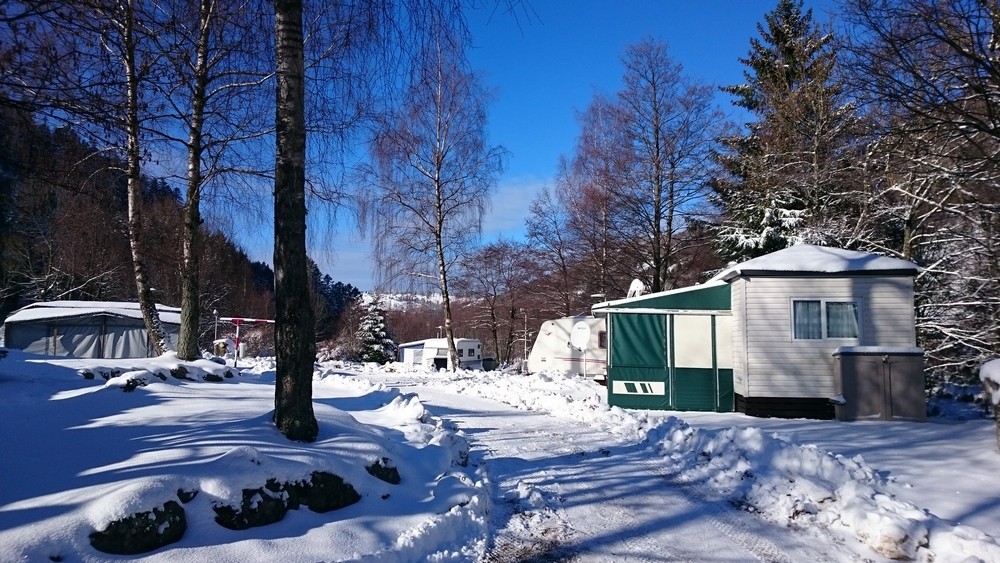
[735,394,835,420]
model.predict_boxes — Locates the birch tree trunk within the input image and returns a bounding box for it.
[273,0,318,442]
[177,0,213,361]
[122,0,168,356]
[436,219,458,371]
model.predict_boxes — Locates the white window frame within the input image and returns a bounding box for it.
[790,298,862,341]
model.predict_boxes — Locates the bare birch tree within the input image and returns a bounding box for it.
[365,29,504,371]
[2,0,170,353]
[146,0,273,360]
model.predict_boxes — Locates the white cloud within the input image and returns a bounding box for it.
[235,176,546,292]
[481,175,548,242]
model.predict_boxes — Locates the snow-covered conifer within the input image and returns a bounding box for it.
[355,295,397,365]
[712,0,860,262]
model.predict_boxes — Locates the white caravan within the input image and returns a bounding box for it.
[397,337,483,370]
[527,315,607,380]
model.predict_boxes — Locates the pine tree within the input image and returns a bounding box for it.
[355,295,397,365]
[713,0,860,261]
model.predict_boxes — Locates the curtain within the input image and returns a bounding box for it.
[827,302,859,338]
[793,300,822,339]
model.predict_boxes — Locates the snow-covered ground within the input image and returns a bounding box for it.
[1,350,999,562]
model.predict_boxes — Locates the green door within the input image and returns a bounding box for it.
[608,313,670,409]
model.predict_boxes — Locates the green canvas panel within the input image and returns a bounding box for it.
[673,367,717,411]
[599,282,732,312]
[717,369,734,412]
[607,365,671,410]
[607,392,672,410]
[609,365,668,383]
[609,313,666,367]
[6,323,49,354]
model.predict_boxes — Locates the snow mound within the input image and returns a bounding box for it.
[425,367,1000,562]
[981,359,1000,405]
[0,355,488,562]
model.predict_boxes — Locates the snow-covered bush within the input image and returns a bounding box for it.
[980,359,1000,452]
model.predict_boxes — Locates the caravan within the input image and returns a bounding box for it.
[527,315,607,380]
[397,338,483,370]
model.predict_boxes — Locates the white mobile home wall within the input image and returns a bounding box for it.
[731,275,917,400]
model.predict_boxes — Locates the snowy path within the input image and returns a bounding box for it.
[373,375,843,562]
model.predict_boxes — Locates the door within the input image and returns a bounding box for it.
[608,313,669,409]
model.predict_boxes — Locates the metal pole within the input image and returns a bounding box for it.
[234,321,240,369]
[523,311,528,363]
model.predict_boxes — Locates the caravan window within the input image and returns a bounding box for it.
[792,299,860,340]
[598,331,607,349]
[458,348,464,357]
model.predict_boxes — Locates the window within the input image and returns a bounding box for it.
[826,302,860,338]
[793,301,822,339]
[792,299,860,340]
[457,348,464,357]
[598,331,608,349]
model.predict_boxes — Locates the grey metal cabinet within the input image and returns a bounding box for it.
[833,346,926,421]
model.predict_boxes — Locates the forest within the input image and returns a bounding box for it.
[1,0,998,387]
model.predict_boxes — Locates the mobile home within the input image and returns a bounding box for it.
[593,245,924,420]
[720,244,923,419]
[397,337,483,370]
[527,315,607,379]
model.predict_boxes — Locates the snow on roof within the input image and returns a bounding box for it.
[716,244,919,281]
[4,301,182,325]
[398,337,480,348]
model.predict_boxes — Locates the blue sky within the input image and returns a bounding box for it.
[275,0,838,291]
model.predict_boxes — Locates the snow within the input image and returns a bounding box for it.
[981,359,1000,405]
[982,359,1000,388]
[714,244,919,280]
[4,300,183,325]
[834,345,924,355]
[1,349,999,562]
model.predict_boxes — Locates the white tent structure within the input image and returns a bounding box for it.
[1,301,181,359]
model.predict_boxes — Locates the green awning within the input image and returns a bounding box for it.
[593,281,731,315]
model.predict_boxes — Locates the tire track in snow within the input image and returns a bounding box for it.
[478,426,801,563]
[657,475,795,563]
[375,376,837,562]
